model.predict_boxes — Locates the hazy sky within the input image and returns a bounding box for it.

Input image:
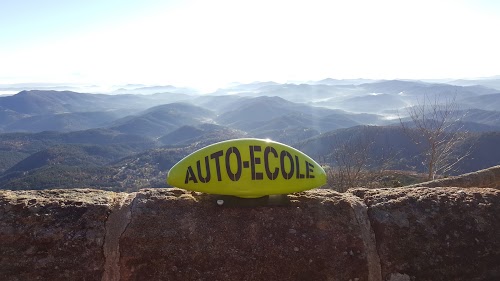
[1,0,499,90]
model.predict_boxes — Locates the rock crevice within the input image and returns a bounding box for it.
[101,192,137,281]
[345,194,382,281]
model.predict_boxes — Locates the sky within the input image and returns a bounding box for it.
[1,0,499,91]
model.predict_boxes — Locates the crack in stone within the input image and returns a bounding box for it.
[101,192,137,281]
[346,194,382,281]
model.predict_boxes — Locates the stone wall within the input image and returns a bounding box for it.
[405,165,500,189]
[1,187,499,281]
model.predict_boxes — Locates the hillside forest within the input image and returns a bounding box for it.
[1,78,500,192]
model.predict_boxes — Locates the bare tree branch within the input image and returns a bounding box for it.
[399,94,473,180]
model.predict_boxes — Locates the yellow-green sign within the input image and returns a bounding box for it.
[167,138,326,198]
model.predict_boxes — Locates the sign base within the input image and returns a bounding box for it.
[214,194,291,207]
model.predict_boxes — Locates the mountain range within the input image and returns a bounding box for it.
[1,78,499,190]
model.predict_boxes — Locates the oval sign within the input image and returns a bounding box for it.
[167,138,326,198]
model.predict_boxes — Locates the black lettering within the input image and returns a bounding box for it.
[295,155,305,179]
[210,150,223,181]
[196,156,211,183]
[280,150,294,180]
[225,147,242,181]
[184,166,198,184]
[306,161,315,179]
[264,146,279,180]
[250,145,263,180]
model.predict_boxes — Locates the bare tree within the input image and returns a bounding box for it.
[326,127,373,192]
[400,94,472,180]
[325,126,403,192]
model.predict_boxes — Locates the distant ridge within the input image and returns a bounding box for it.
[110,103,216,137]
[0,79,500,190]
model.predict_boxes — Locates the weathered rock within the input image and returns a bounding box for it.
[405,165,500,189]
[117,189,377,281]
[0,189,117,281]
[1,187,499,281]
[351,187,500,281]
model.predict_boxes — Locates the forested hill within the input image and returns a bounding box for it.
[1,79,499,190]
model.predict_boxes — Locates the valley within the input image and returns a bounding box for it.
[1,78,499,191]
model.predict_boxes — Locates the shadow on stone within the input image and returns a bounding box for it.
[212,194,291,207]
